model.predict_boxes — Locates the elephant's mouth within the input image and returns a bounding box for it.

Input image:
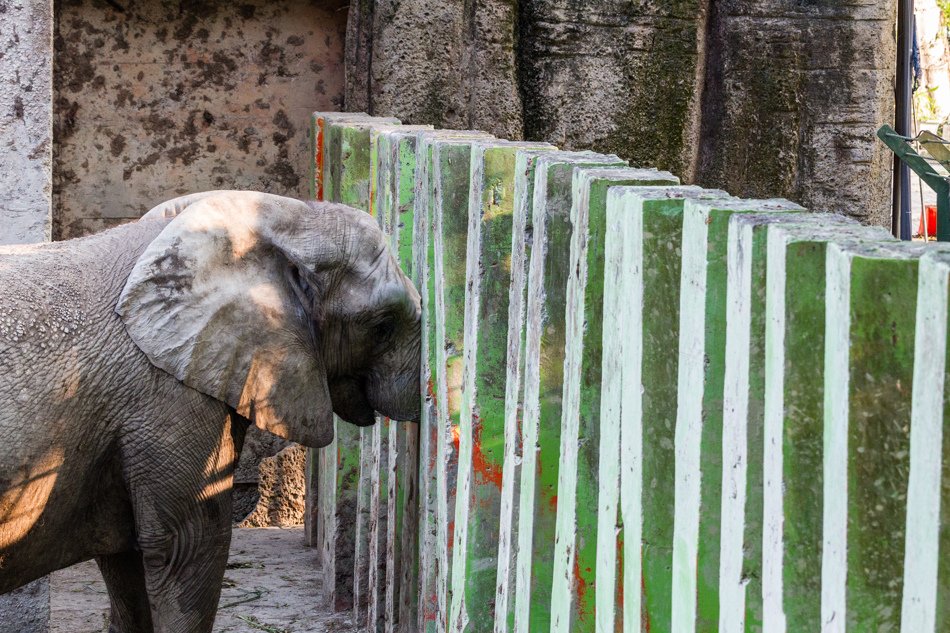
[328,377,377,427]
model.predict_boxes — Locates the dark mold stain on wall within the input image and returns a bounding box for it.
[53,0,347,240]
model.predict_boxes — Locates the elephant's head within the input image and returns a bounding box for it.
[116,191,421,448]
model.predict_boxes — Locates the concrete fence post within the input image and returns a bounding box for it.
[308,113,950,633]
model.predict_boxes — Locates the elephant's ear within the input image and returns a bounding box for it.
[117,191,346,448]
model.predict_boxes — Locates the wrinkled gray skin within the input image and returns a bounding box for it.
[0,191,421,632]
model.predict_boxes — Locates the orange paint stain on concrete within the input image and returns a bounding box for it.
[616,532,625,632]
[573,551,591,619]
[471,423,503,490]
[315,122,325,200]
[641,562,651,633]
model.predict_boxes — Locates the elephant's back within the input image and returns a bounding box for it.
[0,220,166,343]
[0,219,168,444]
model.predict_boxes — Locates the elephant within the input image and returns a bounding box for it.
[0,191,421,632]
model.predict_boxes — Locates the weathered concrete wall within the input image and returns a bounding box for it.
[695,0,898,227]
[0,0,53,246]
[345,0,898,226]
[518,0,707,180]
[53,0,347,239]
[345,0,523,139]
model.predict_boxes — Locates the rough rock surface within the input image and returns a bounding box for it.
[345,0,898,225]
[232,427,296,524]
[238,444,308,528]
[518,0,707,179]
[345,0,523,139]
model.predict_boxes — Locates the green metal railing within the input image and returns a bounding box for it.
[878,124,950,241]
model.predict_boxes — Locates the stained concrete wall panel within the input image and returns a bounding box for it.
[0,0,53,246]
[696,0,897,225]
[53,0,346,240]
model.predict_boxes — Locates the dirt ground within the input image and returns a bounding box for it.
[49,527,355,633]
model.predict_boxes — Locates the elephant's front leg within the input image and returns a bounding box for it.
[127,401,244,633]
[138,513,232,633]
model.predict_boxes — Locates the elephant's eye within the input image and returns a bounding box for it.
[371,315,396,347]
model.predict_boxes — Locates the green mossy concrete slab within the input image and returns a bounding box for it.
[316,113,400,613]
[306,111,374,573]
[411,129,493,633]
[821,240,933,633]
[370,125,432,217]
[757,222,891,633]
[322,115,399,204]
[450,140,555,633]
[375,126,457,631]
[512,151,628,633]
[426,133,498,633]
[309,112,371,201]
[719,213,862,633]
[675,198,828,633]
[551,167,680,633]
[600,185,729,633]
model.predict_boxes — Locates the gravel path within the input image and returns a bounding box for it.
[50,527,355,633]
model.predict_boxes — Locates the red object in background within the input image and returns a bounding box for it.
[917,204,938,237]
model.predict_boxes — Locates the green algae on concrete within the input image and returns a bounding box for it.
[685,200,810,633]
[506,149,597,633]
[309,112,371,201]
[551,167,680,633]
[408,130,489,632]
[821,240,931,633]
[426,132,498,633]
[449,141,554,633]
[673,198,845,633]
[333,118,406,622]
[599,185,729,633]
[306,112,377,597]
[370,125,432,217]
[759,222,891,633]
[496,148,564,633]
[315,114,400,612]
[721,213,866,633]
[322,115,399,204]
[338,121,410,212]
[512,151,628,633]
[411,129,493,633]
[375,126,441,630]
[901,249,950,633]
